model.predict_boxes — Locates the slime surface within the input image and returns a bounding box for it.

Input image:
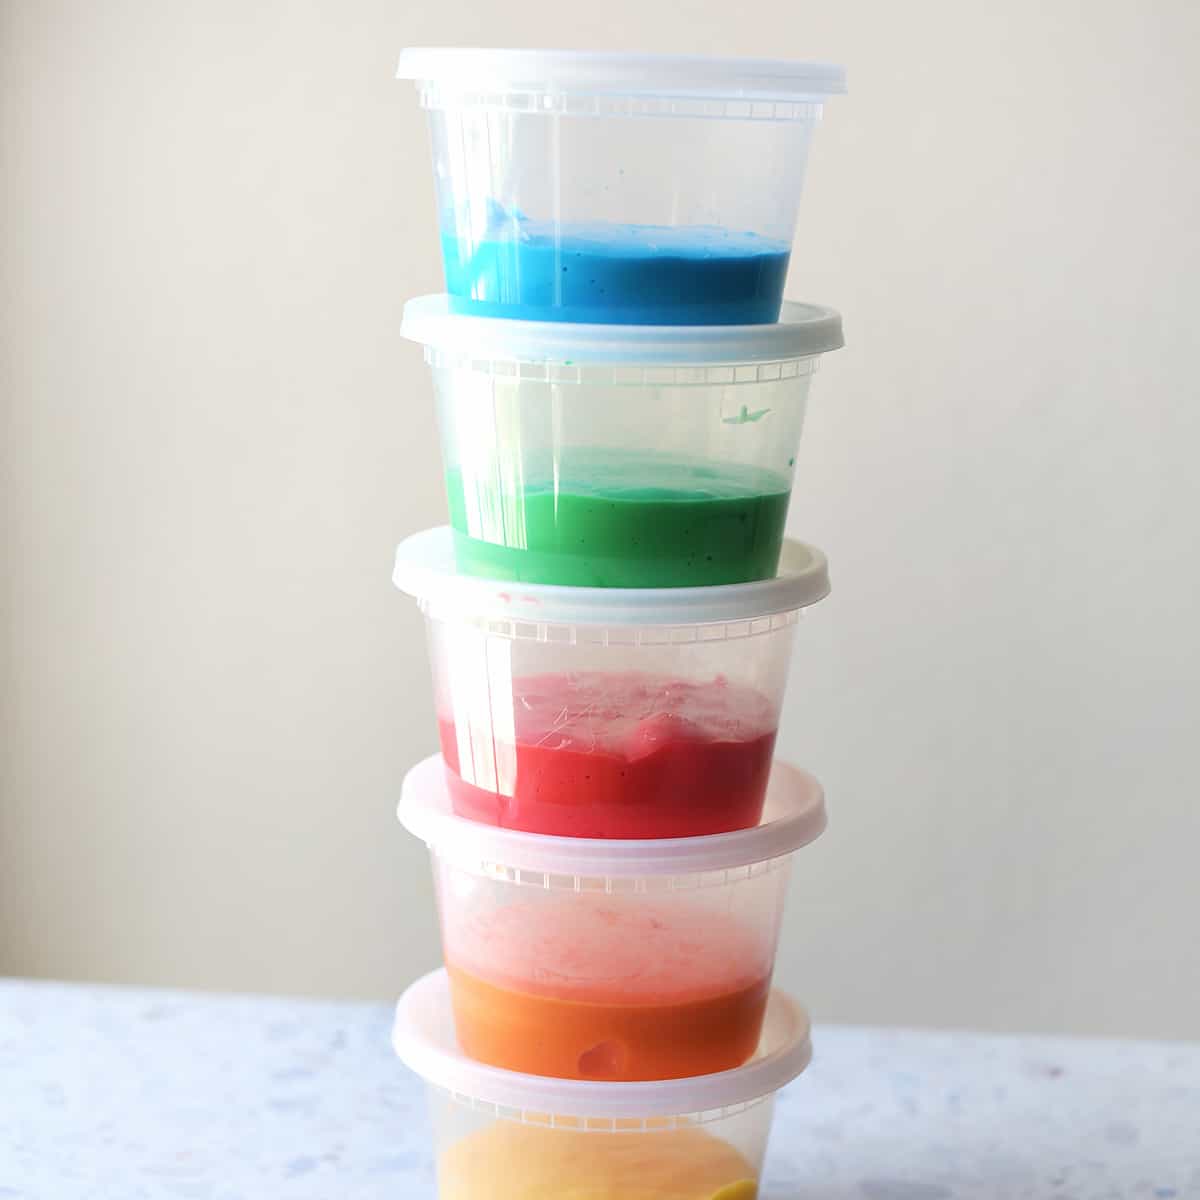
[446,455,791,588]
[439,671,778,839]
[443,894,772,1080]
[441,218,789,324]
[438,1121,758,1200]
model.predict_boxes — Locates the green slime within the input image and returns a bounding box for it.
[445,454,791,587]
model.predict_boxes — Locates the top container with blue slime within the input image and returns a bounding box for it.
[397,49,845,325]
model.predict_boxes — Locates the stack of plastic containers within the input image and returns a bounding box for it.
[392,48,845,1199]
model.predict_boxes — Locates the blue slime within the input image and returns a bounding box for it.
[441,218,790,325]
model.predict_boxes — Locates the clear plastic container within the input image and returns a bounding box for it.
[397,49,845,324]
[399,754,825,1081]
[394,967,812,1199]
[394,527,830,839]
[402,296,843,589]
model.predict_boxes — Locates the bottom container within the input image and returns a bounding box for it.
[394,968,812,1200]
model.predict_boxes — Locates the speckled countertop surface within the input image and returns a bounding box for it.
[1,979,1196,1199]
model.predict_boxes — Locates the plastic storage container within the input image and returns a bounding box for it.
[394,527,829,839]
[399,753,825,1081]
[403,296,843,588]
[397,48,845,324]
[394,968,812,1199]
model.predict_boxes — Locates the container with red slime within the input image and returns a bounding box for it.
[396,528,831,840]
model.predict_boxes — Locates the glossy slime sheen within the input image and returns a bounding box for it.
[446,456,791,588]
[439,671,777,839]
[441,219,790,324]
[443,896,772,1081]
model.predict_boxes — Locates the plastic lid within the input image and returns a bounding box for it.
[397,48,845,100]
[399,754,826,877]
[394,968,812,1118]
[394,528,830,628]
[402,295,843,366]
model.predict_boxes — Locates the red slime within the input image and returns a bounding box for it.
[437,671,777,839]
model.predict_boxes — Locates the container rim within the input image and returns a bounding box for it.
[399,754,826,877]
[393,528,830,627]
[394,968,813,1118]
[402,295,844,365]
[396,47,846,100]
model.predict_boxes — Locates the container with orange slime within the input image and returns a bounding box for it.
[441,894,773,1081]
[400,753,827,1087]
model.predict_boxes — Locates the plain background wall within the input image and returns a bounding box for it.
[2,0,1198,1039]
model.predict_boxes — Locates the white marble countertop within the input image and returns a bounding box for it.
[1,979,1196,1199]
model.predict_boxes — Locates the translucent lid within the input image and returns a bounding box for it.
[399,754,826,877]
[394,968,813,1119]
[393,528,830,628]
[396,48,846,101]
[402,295,844,366]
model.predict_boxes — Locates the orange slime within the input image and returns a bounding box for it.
[442,895,773,1081]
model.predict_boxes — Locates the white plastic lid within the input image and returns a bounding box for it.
[394,968,812,1119]
[396,48,845,101]
[402,295,844,366]
[394,528,830,628]
[399,754,826,877]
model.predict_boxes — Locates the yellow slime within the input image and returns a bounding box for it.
[437,1120,758,1200]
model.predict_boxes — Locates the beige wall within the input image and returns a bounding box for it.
[2,0,1198,1038]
